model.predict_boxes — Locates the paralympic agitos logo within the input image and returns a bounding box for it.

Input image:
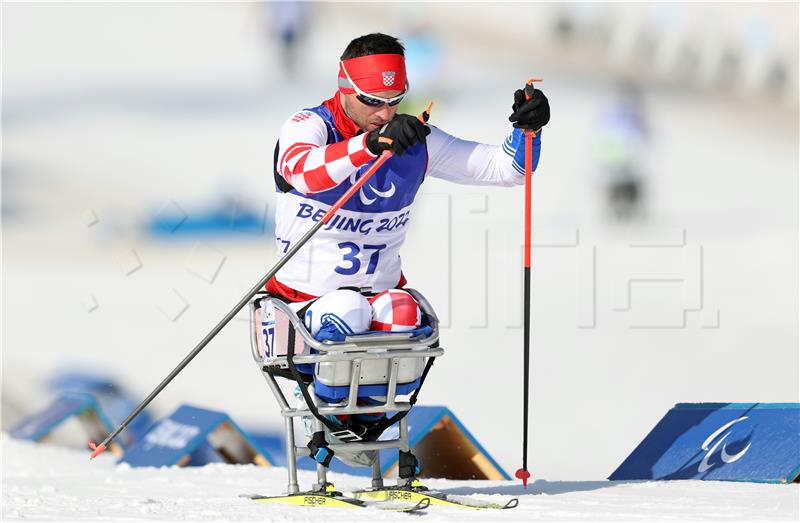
[350,171,396,205]
[697,416,752,473]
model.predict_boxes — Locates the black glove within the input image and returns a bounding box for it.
[509,85,550,130]
[366,113,431,156]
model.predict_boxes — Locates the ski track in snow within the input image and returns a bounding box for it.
[2,435,797,522]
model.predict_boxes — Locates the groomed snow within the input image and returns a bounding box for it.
[2,434,797,522]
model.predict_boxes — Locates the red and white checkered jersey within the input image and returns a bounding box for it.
[277,110,377,194]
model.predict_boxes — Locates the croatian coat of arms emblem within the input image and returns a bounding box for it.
[382,71,396,87]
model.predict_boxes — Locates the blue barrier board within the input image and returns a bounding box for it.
[46,370,153,445]
[120,405,273,467]
[610,403,800,483]
[10,392,116,444]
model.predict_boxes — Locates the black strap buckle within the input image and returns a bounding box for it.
[399,450,420,479]
[307,431,334,467]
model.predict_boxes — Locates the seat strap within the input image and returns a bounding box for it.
[284,301,350,441]
[362,356,436,441]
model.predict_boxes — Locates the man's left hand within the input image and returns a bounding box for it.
[509,87,550,130]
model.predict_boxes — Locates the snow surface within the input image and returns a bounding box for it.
[2,434,798,522]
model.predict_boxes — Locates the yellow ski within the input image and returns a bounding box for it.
[248,493,430,513]
[352,482,518,510]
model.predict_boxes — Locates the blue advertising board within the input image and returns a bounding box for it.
[10,392,118,452]
[610,403,800,483]
[46,370,153,445]
[120,404,274,468]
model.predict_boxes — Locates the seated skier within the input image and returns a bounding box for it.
[264,32,550,466]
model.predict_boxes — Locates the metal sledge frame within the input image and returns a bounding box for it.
[249,288,444,495]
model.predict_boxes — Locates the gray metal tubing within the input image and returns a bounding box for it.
[399,416,410,452]
[295,438,407,455]
[284,417,299,494]
[249,301,262,365]
[320,339,437,352]
[385,358,399,409]
[346,359,362,407]
[314,418,328,488]
[262,372,292,412]
[286,402,412,417]
[315,463,327,490]
[372,455,384,489]
[406,288,440,327]
[276,346,443,365]
[315,339,437,353]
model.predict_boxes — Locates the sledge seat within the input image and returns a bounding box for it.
[250,288,440,404]
[249,288,444,494]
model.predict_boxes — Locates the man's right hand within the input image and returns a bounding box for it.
[366,114,430,156]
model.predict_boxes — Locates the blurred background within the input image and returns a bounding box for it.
[2,2,797,480]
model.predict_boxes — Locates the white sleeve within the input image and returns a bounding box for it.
[425,125,541,186]
[278,110,328,156]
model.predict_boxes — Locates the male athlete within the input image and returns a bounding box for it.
[267,33,550,304]
[264,33,549,467]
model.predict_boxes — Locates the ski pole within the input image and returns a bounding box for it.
[89,101,434,459]
[514,79,540,488]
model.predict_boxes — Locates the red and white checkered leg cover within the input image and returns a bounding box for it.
[369,289,421,332]
[278,111,376,194]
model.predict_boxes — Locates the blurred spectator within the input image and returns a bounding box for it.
[266,1,312,77]
[594,80,650,222]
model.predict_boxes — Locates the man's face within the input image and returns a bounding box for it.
[340,89,403,133]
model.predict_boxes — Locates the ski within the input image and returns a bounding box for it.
[245,492,430,513]
[351,482,519,510]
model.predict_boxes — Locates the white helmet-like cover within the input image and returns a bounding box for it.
[304,289,372,337]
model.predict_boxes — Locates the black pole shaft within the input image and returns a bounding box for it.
[97,216,330,448]
[522,265,531,470]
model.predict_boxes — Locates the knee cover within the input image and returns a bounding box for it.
[304,289,372,338]
[369,289,421,332]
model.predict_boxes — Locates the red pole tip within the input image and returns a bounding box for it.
[515,468,531,488]
[88,440,107,459]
